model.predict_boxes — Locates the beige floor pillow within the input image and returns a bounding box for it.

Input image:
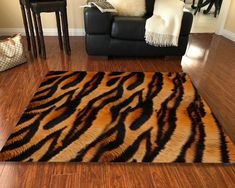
[107,0,146,16]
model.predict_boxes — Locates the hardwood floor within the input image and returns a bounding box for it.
[0,34,235,187]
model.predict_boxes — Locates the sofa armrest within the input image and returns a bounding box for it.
[84,7,113,34]
[180,12,193,36]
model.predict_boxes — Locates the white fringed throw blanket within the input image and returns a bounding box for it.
[145,0,185,47]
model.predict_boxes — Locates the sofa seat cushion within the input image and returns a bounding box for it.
[111,17,146,41]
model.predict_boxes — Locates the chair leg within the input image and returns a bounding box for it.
[214,0,220,17]
[194,0,202,15]
[191,0,197,9]
[36,13,46,59]
[194,0,211,15]
[203,1,214,15]
[20,4,31,51]
[55,11,63,50]
[61,8,71,55]
[32,12,41,55]
[26,8,37,57]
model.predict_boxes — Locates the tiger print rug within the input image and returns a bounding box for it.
[0,71,235,163]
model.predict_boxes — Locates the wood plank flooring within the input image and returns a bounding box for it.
[0,34,235,188]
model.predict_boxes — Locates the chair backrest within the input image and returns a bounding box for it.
[145,0,155,17]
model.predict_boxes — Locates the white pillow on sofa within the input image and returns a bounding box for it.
[107,0,146,17]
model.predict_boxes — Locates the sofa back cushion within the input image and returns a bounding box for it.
[145,0,155,17]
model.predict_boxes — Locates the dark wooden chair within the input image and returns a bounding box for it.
[202,0,223,17]
[194,0,222,17]
[19,0,71,59]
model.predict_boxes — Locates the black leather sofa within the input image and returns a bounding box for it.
[84,0,193,57]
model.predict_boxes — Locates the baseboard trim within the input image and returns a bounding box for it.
[221,29,235,42]
[0,28,85,36]
[2,27,233,42]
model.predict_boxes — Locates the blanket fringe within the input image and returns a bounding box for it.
[145,32,179,47]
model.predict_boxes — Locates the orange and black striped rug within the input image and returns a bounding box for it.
[0,71,235,163]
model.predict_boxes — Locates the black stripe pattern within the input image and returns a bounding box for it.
[0,71,234,163]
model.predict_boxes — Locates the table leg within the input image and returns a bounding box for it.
[55,12,63,50]
[26,8,37,57]
[36,13,46,59]
[32,12,41,55]
[61,8,71,55]
[20,4,31,51]
[63,8,71,53]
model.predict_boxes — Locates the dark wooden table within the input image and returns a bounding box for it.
[19,0,37,57]
[19,0,71,59]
